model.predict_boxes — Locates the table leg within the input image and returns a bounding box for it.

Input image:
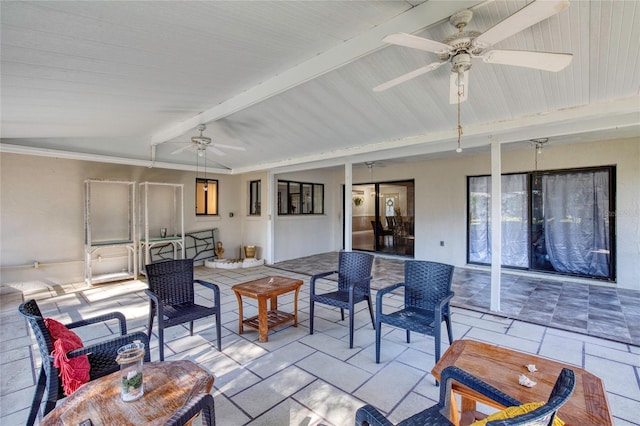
[258,296,268,342]
[460,395,477,426]
[270,295,278,311]
[293,285,301,326]
[449,391,460,426]
[234,291,244,334]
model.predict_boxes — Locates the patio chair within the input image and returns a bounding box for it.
[145,259,222,361]
[309,251,375,348]
[355,366,576,426]
[375,260,454,366]
[165,393,216,426]
[19,299,150,426]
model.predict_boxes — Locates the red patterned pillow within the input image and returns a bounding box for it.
[44,318,90,395]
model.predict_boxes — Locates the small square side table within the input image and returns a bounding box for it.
[232,276,303,342]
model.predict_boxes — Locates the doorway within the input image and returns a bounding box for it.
[350,180,414,256]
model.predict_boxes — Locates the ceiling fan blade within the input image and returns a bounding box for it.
[474,0,570,48]
[373,61,446,92]
[383,33,450,54]
[483,49,573,72]
[449,70,469,104]
[206,146,226,156]
[170,144,192,155]
[213,143,246,151]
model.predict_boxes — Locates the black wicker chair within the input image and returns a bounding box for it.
[164,393,216,426]
[309,251,375,348]
[375,260,454,366]
[355,366,576,426]
[145,259,222,361]
[19,299,150,426]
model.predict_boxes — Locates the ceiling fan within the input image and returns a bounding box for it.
[374,0,573,103]
[169,124,246,156]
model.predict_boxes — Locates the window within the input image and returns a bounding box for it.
[196,178,218,215]
[249,180,261,216]
[467,166,615,280]
[277,180,324,215]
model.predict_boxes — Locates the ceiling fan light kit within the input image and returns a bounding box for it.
[375,0,572,154]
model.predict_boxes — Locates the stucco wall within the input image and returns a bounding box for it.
[1,137,638,290]
[0,154,242,284]
[272,168,342,263]
[350,137,639,290]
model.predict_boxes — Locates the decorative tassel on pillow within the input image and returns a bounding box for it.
[45,318,91,395]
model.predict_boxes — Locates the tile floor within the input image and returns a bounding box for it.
[1,253,639,425]
[273,252,640,346]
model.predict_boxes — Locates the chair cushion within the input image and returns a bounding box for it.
[45,318,90,396]
[470,402,564,426]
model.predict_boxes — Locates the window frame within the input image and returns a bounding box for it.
[249,180,261,216]
[277,179,324,215]
[195,178,219,216]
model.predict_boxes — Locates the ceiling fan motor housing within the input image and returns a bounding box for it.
[451,52,472,72]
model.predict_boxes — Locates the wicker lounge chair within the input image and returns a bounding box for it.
[355,366,576,426]
[145,259,222,361]
[19,299,150,426]
[309,251,375,348]
[375,260,454,366]
[165,393,216,426]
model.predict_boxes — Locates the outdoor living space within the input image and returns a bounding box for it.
[2,255,639,426]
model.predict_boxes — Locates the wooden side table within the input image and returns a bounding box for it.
[232,276,303,342]
[41,360,214,426]
[432,339,613,426]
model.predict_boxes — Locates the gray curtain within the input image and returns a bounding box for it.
[468,174,528,267]
[543,171,610,277]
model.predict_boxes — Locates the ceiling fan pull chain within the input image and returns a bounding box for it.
[456,85,463,153]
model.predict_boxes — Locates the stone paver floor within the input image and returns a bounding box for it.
[1,256,639,425]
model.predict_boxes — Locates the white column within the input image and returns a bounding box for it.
[344,162,353,251]
[266,171,275,264]
[490,137,502,312]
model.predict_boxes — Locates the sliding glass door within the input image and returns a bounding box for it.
[468,167,614,280]
[350,180,414,256]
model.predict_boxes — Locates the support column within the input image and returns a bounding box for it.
[490,137,502,312]
[344,162,353,251]
[266,171,275,264]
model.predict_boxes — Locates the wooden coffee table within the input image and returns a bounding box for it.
[432,339,613,426]
[232,276,303,342]
[41,360,214,426]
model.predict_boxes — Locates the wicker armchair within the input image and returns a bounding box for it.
[309,251,375,348]
[145,259,222,361]
[165,393,216,426]
[19,299,150,426]
[355,366,576,426]
[376,260,454,366]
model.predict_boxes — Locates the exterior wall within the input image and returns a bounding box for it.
[350,137,639,290]
[0,153,242,284]
[1,137,638,290]
[238,170,269,261]
[272,168,342,263]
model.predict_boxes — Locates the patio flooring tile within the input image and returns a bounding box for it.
[1,252,639,425]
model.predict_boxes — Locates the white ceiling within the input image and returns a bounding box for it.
[1,0,638,173]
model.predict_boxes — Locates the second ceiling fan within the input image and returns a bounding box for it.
[374,0,573,103]
[170,124,246,157]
